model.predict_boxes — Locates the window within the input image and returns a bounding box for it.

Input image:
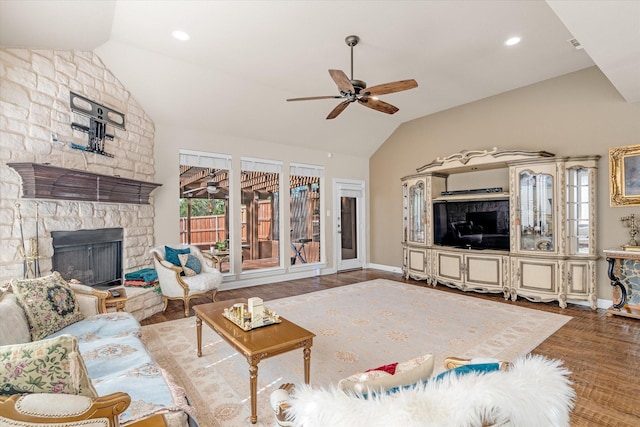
[240,157,282,272]
[179,150,231,272]
[290,163,323,265]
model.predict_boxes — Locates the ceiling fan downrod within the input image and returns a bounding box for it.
[345,35,366,92]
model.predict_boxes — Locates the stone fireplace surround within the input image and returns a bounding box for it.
[0,49,159,284]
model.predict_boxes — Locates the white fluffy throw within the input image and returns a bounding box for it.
[285,354,575,427]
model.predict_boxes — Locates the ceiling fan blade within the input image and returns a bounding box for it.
[329,69,354,94]
[361,79,418,96]
[326,100,351,120]
[182,187,205,196]
[357,97,399,115]
[287,95,344,102]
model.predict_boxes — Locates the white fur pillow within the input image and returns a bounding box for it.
[338,354,434,394]
[286,354,574,427]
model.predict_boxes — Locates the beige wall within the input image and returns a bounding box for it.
[370,67,640,304]
[152,124,369,288]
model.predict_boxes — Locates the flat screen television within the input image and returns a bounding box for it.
[433,199,510,251]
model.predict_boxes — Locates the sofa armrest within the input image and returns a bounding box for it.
[70,281,109,315]
[0,392,130,425]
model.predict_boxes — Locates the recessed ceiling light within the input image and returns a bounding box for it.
[505,36,521,46]
[172,30,190,41]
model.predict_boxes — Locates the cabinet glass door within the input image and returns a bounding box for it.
[519,171,554,251]
[408,181,425,243]
[567,167,591,254]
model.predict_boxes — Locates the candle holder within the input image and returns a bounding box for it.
[621,214,639,247]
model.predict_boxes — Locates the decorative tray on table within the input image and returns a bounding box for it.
[222,300,281,331]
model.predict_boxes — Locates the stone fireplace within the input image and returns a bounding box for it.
[0,49,160,284]
[52,228,123,288]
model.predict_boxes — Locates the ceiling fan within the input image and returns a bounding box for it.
[287,35,418,119]
[182,173,221,196]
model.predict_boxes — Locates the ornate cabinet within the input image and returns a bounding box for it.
[510,157,599,308]
[402,148,599,309]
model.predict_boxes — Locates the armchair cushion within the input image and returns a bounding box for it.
[178,253,202,277]
[10,272,84,341]
[0,391,130,427]
[0,334,97,398]
[164,246,191,267]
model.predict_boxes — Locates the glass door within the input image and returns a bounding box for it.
[518,170,554,252]
[567,167,592,255]
[335,180,365,271]
[408,180,425,244]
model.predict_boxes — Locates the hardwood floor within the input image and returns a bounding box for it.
[141,270,640,427]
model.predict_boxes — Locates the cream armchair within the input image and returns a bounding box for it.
[150,244,223,317]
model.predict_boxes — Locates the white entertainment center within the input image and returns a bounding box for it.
[402,147,600,309]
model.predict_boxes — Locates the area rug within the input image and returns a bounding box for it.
[142,279,571,427]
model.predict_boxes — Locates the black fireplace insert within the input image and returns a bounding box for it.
[52,228,123,288]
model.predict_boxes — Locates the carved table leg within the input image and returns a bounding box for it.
[303,346,311,384]
[607,257,627,310]
[249,362,258,424]
[196,315,203,357]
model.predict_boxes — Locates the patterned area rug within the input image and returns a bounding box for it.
[142,279,571,427]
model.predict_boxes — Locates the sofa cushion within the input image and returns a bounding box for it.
[0,292,31,346]
[11,272,84,341]
[0,334,97,398]
[338,354,434,395]
[178,253,202,276]
[49,312,141,343]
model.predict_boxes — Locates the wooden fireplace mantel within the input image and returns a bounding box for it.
[8,163,162,205]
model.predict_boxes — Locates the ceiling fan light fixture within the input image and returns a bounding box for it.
[206,181,218,193]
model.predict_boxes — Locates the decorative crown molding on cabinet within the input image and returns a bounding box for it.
[8,163,162,205]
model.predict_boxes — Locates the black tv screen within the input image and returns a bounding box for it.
[433,199,510,251]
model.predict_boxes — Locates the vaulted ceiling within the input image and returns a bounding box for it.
[1,1,638,158]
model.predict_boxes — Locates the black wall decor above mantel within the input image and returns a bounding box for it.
[8,163,161,205]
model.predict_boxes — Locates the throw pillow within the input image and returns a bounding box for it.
[11,272,84,341]
[338,354,434,395]
[165,246,191,267]
[178,253,202,277]
[433,362,501,382]
[0,292,32,346]
[0,334,97,397]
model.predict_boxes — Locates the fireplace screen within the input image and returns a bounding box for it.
[52,228,123,288]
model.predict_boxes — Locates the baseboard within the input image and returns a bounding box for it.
[568,298,611,310]
[366,263,403,274]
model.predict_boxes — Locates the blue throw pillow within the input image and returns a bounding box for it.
[178,253,202,277]
[432,362,500,382]
[165,246,190,267]
[366,362,502,398]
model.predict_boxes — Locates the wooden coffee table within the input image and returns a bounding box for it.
[194,299,315,424]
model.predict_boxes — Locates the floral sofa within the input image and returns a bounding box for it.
[0,272,196,426]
